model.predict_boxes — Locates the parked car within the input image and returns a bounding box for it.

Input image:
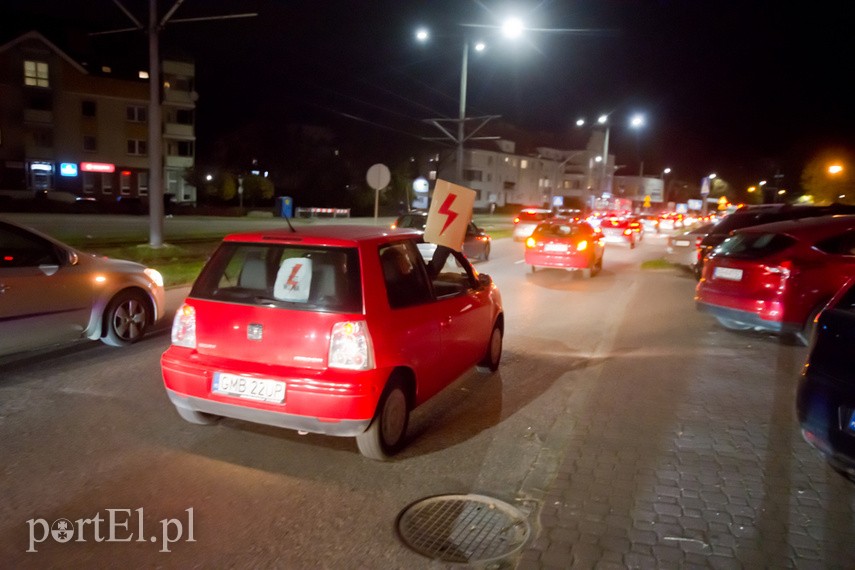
[161,225,504,460]
[0,218,165,357]
[696,203,855,277]
[512,207,553,241]
[525,219,604,277]
[391,211,491,261]
[695,215,855,345]
[598,216,636,248]
[796,277,855,482]
[666,222,714,277]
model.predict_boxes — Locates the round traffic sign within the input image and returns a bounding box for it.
[366,163,391,190]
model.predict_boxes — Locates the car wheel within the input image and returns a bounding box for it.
[715,316,752,331]
[175,406,219,425]
[356,377,409,460]
[630,240,636,250]
[476,322,503,373]
[530,265,537,273]
[482,244,491,261]
[581,267,592,279]
[102,290,150,347]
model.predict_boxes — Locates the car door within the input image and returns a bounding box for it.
[427,250,493,381]
[0,224,91,355]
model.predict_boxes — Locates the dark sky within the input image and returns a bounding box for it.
[6,1,853,190]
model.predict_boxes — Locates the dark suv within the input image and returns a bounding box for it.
[696,203,855,277]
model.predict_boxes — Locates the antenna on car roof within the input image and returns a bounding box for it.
[283,215,297,233]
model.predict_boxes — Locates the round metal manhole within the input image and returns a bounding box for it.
[396,494,530,564]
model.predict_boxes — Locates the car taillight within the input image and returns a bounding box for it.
[576,240,588,251]
[171,304,196,348]
[513,217,521,224]
[763,260,794,279]
[390,223,397,229]
[525,237,537,248]
[329,321,374,370]
[623,229,632,236]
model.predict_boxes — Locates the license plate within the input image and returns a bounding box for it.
[213,372,286,403]
[675,240,690,246]
[713,267,743,281]
[544,243,568,252]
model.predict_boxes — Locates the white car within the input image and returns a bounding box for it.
[0,219,166,357]
[512,208,553,241]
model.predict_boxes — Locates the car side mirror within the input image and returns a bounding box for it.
[478,273,493,287]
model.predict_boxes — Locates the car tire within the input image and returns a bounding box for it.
[476,322,503,373]
[530,265,537,273]
[581,267,592,279]
[715,316,752,331]
[175,406,219,425]
[101,290,150,347]
[482,244,491,261]
[356,377,409,460]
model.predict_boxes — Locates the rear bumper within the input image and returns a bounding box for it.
[166,389,371,436]
[161,347,387,436]
[695,301,801,333]
[525,250,590,269]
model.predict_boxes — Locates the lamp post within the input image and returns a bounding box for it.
[629,113,646,178]
[417,18,523,185]
[575,114,611,211]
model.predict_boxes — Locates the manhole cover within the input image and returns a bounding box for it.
[396,494,530,564]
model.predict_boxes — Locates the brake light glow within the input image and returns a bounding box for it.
[577,240,588,251]
[171,304,197,348]
[525,237,537,248]
[513,217,521,224]
[623,229,632,236]
[329,320,374,370]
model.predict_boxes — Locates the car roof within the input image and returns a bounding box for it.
[736,214,855,240]
[223,224,422,246]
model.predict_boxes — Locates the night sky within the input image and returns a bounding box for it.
[6,0,852,191]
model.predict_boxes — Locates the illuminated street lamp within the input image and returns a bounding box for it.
[417,17,524,184]
[829,164,844,175]
[629,113,646,177]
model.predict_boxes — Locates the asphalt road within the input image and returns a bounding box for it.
[1,228,853,568]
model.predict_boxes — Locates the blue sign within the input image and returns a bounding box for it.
[60,163,78,177]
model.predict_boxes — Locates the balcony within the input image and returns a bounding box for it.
[24,109,53,124]
[164,123,194,139]
[165,155,193,168]
[163,89,198,106]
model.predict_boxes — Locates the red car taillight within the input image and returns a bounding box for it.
[762,260,794,280]
[623,229,632,236]
[328,321,374,370]
[576,240,588,251]
[171,304,197,348]
[525,237,537,248]
[513,217,521,224]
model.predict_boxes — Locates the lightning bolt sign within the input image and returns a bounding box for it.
[438,194,459,235]
[285,263,303,290]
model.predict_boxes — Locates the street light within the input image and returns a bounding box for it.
[629,113,646,177]
[417,18,524,184]
[575,114,611,210]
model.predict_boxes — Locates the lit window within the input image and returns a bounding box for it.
[428,170,437,181]
[521,159,528,169]
[24,60,49,87]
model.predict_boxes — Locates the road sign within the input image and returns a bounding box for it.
[700,176,710,195]
[366,164,391,219]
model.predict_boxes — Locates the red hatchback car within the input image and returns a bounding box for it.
[161,226,504,460]
[525,219,604,277]
[695,215,855,344]
[598,216,637,248]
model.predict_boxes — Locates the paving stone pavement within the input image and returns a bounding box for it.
[514,270,855,570]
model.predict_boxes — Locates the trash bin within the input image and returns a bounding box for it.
[275,196,293,218]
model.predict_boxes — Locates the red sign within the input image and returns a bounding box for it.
[81,162,115,173]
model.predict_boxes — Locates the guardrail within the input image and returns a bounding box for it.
[295,207,351,218]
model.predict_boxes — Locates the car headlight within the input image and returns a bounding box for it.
[144,267,164,288]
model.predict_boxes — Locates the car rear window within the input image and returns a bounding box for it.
[519,211,551,222]
[395,215,427,230]
[533,223,590,238]
[715,232,797,259]
[190,242,362,313]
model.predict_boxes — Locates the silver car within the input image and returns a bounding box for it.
[0,219,165,357]
[665,222,713,276]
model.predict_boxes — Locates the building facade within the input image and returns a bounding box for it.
[0,31,196,204]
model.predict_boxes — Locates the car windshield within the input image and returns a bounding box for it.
[519,211,551,222]
[715,232,796,259]
[190,242,363,313]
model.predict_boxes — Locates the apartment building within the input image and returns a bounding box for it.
[0,31,196,204]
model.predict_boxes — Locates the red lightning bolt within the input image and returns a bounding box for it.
[285,263,303,290]
[437,194,459,234]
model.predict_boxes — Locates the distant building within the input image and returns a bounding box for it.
[0,31,197,204]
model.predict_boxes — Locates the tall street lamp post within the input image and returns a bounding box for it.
[418,18,524,185]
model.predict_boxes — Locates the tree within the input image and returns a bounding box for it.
[801,149,855,204]
[241,174,274,206]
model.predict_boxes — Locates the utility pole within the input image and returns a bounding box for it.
[93,0,257,247]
